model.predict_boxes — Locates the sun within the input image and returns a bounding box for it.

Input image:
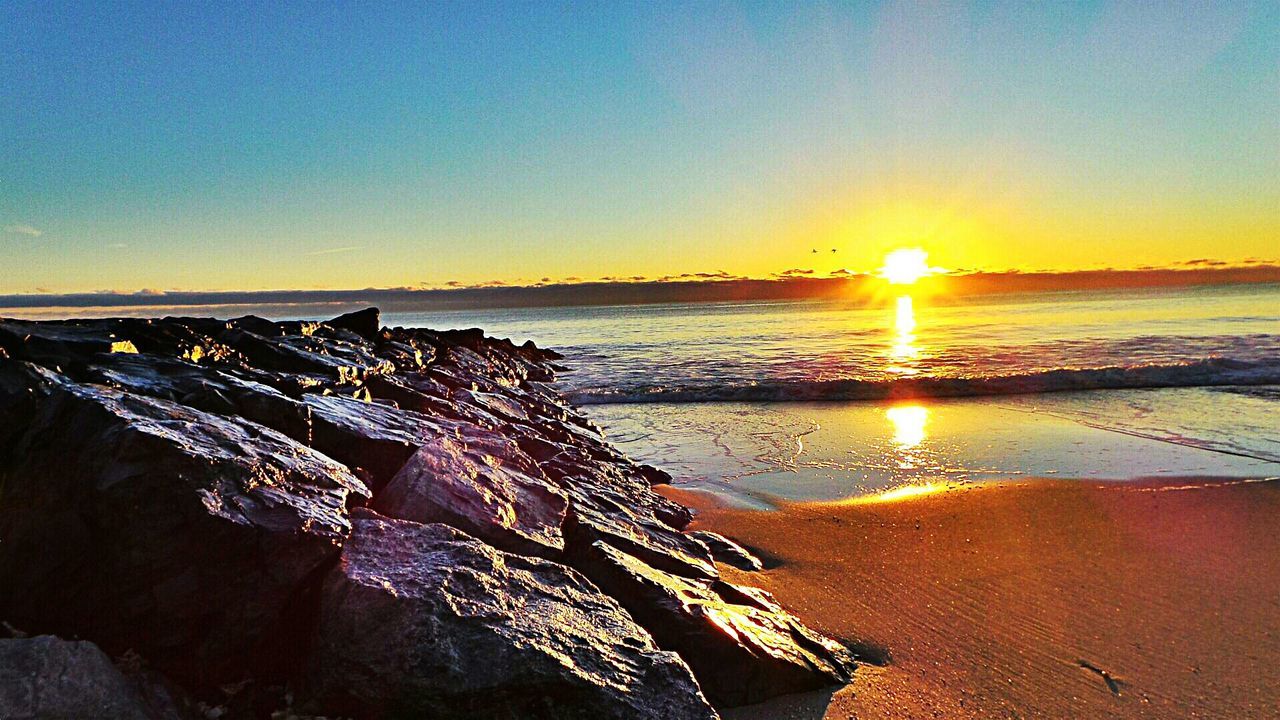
[879,248,933,285]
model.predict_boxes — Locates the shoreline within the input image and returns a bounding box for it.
[3,308,1277,717]
[665,477,1280,719]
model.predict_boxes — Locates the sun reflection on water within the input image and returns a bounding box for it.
[888,294,920,373]
[886,404,928,448]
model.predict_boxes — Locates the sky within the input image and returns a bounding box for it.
[2,1,1278,295]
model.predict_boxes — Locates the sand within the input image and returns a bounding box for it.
[665,479,1280,719]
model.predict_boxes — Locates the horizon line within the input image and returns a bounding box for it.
[2,264,1278,315]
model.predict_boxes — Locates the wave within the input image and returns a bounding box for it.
[566,357,1280,405]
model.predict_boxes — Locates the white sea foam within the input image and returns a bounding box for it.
[567,357,1280,404]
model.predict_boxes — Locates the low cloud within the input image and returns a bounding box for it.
[773,268,815,278]
[598,275,651,283]
[4,224,42,238]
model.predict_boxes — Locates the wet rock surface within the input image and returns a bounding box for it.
[0,308,856,717]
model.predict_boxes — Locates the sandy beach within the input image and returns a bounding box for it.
[664,478,1280,719]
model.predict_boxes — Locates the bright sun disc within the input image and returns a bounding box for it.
[880,248,932,285]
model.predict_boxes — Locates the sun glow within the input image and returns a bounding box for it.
[879,248,933,285]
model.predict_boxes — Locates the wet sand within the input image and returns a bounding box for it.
[665,479,1280,718]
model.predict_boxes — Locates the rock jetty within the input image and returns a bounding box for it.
[0,308,854,719]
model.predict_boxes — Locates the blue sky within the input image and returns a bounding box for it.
[3,1,1277,293]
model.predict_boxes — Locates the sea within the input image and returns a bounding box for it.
[9,283,1280,505]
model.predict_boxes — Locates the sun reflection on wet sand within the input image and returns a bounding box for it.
[886,403,929,470]
[852,481,949,503]
[887,403,928,446]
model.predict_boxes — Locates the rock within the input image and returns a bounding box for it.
[83,354,312,441]
[0,380,368,689]
[455,387,532,424]
[0,362,65,450]
[219,329,394,383]
[324,307,381,342]
[571,541,856,707]
[364,373,481,423]
[375,434,569,558]
[307,512,718,720]
[301,393,445,492]
[0,319,137,370]
[105,317,240,366]
[0,310,858,715]
[0,636,157,720]
[374,339,431,371]
[636,463,674,485]
[565,499,716,580]
[226,314,283,336]
[689,531,765,572]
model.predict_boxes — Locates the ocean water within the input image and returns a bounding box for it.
[385,284,1280,402]
[8,285,1277,502]
[385,284,1280,502]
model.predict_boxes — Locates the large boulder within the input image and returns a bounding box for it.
[325,307,381,342]
[0,636,159,720]
[571,541,856,707]
[307,512,718,720]
[0,379,368,689]
[300,393,446,492]
[375,433,569,558]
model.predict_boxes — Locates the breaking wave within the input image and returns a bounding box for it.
[567,357,1280,405]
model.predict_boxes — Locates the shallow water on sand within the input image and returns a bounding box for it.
[584,388,1280,504]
